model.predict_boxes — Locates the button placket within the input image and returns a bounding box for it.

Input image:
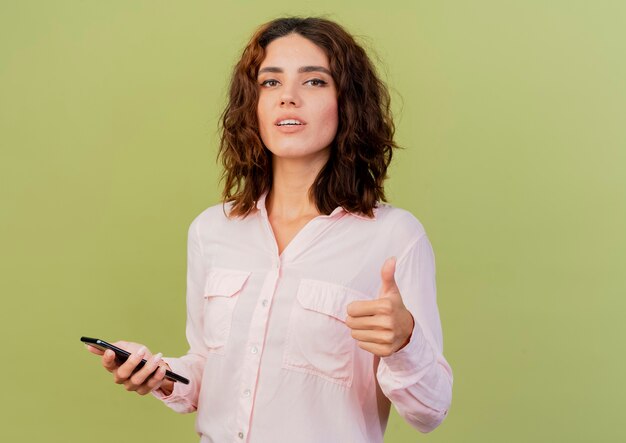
[233,268,280,442]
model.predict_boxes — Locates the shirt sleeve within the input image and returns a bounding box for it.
[376,234,453,433]
[151,217,208,413]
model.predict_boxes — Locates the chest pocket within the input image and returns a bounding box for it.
[282,279,365,387]
[203,268,250,354]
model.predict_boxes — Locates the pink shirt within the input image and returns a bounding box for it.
[153,194,453,442]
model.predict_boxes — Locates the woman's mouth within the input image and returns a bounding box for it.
[275,119,305,126]
[274,118,306,133]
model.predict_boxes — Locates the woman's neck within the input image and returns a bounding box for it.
[267,154,327,220]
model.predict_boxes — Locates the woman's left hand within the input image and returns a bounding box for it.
[346,257,415,357]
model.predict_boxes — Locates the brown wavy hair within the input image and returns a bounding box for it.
[219,17,398,217]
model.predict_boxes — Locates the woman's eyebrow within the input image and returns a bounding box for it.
[258,66,332,75]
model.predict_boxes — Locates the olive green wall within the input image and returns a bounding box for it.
[1,1,624,442]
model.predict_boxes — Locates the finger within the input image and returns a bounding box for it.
[136,366,167,396]
[347,298,393,317]
[115,346,148,381]
[128,353,163,388]
[347,300,375,317]
[379,257,399,297]
[350,329,395,345]
[85,344,104,356]
[102,349,119,372]
[345,314,392,330]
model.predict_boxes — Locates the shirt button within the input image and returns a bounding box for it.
[251,346,258,354]
[238,432,244,439]
[243,389,251,397]
[261,299,268,307]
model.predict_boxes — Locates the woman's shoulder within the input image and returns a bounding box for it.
[189,201,242,231]
[374,202,428,241]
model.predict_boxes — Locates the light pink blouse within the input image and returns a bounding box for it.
[153,194,453,442]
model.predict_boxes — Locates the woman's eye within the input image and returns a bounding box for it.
[305,78,327,87]
[260,79,279,87]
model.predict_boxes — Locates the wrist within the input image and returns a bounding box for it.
[157,363,174,396]
[159,378,175,396]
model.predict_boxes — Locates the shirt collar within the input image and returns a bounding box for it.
[255,192,377,221]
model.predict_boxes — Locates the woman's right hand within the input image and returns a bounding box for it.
[85,340,174,396]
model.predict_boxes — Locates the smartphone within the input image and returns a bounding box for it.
[81,336,189,384]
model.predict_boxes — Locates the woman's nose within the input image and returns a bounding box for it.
[279,83,299,106]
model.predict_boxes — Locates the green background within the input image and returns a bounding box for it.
[1,1,624,442]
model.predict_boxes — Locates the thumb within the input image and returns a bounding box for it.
[379,257,399,298]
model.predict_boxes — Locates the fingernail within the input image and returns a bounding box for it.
[137,346,147,357]
[152,352,163,363]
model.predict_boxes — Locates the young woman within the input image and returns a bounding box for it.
[86,17,453,442]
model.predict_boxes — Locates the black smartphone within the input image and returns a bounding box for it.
[81,336,189,385]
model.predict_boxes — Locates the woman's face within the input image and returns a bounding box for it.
[256,33,338,164]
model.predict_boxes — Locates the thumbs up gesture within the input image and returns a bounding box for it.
[346,257,415,357]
